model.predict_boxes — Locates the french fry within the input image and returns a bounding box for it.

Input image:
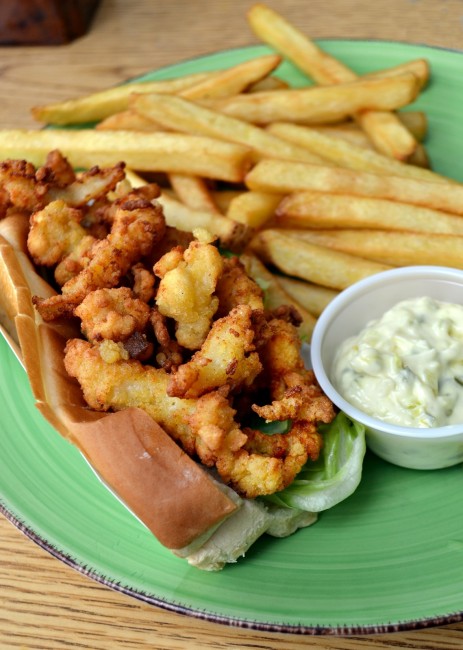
[364,59,429,89]
[132,93,327,164]
[355,110,418,162]
[96,109,163,132]
[246,160,463,216]
[180,54,282,100]
[312,111,428,143]
[0,129,252,183]
[31,71,220,125]
[248,5,429,87]
[309,125,430,169]
[247,3,360,84]
[203,73,420,125]
[168,173,221,213]
[97,56,282,132]
[226,191,281,228]
[276,275,338,317]
[408,144,430,169]
[248,76,289,92]
[250,228,391,290]
[240,252,316,340]
[280,228,463,269]
[311,124,376,150]
[266,122,443,183]
[276,191,463,236]
[247,3,420,159]
[211,189,243,213]
[157,192,250,251]
[124,168,149,188]
[313,122,430,169]
[396,111,428,141]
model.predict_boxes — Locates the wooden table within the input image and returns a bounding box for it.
[1,1,463,647]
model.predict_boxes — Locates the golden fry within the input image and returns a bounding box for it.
[203,74,419,126]
[276,276,338,317]
[0,129,252,183]
[312,111,428,143]
[281,228,463,269]
[180,54,282,100]
[211,190,243,213]
[250,228,391,290]
[364,59,429,89]
[355,110,417,162]
[157,192,249,251]
[246,3,419,159]
[247,3,357,84]
[276,191,463,236]
[408,144,430,169]
[31,72,219,125]
[168,173,220,214]
[132,93,326,164]
[266,122,443,183]
[226,191,281,228]
[96,57,284,134]
[246,159,463,216]
[396,111,428,141]
[96,109,162,132]
[248,76,289,92]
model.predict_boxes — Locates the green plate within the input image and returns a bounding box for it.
[2,41,463,635]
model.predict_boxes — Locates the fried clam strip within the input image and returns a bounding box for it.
[0,159,48,217]
[47,161,126,207]
[215,255,264,316]
[150,307,184,371]
[249,317,335,483]
[26,197,100,288]
[33,190,166,321]
[64,338,331,498]
[27,160,132,271]
[27,199,88,267]
[154,231,223,350]
[0,151,126,220]
[167,304,262,399]
[75,287,151,343]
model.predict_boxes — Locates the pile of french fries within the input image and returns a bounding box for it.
[3,3,463,339]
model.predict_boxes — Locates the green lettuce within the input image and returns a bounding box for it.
[263,412,366,512]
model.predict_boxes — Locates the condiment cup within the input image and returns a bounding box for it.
[310,266,463,470]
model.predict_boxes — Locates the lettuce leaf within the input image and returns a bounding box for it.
[263,412,366,512]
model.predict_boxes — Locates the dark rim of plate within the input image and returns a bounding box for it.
[2,497,463,635]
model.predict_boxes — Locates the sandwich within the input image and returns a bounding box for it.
[0,152,365,570]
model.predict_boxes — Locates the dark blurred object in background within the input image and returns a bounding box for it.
[0,0,101,45]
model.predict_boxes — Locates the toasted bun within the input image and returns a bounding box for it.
[0,213,237,550]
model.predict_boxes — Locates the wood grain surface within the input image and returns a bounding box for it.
[1,1,463,648]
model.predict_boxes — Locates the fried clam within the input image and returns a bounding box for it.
[0,158,48,216]
[0,151,126,220]
[250,315,335,448]
[130,262,156,303]
[26,157,159,287]
[167,303,262,399]
[215,255,264,316]
[64,325,333,498]
[32,189,166,321]
[27,199,89,267]
[153,229,223,350]
[150,307,184,371]
[75,287,151,343]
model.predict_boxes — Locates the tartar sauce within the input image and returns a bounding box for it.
[332,296,463,428]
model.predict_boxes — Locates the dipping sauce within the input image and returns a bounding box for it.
[332,296,463,428]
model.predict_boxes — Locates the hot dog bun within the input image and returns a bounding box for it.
[0,211,318,569]
[0,212,238,550]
